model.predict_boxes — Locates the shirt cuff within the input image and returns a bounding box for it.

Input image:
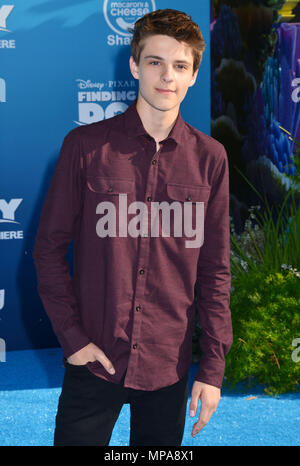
[56,323,91,360]
[194,358,225,389]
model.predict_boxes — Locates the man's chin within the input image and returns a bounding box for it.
[147,97,179,112]
[137,91,180,113]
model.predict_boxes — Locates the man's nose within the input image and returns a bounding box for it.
[161,64,174,82]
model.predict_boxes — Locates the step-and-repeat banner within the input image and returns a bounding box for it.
[0,0,211,356]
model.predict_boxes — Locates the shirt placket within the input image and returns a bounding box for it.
[124,139,162,387]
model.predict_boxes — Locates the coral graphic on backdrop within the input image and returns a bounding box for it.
[211,2,300,218]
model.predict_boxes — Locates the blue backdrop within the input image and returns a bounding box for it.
[0,0,211,354]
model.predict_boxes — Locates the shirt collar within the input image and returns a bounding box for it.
[123,98,185,145]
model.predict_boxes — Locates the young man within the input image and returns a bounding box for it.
[33,9,233,446]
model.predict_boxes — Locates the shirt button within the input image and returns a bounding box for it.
[108,187,113,192]
[133,343,138,349]
[136,305,142,312]
[147,196,152,202]
[186,195,192,201]
[139,269,145,275]
[152,159,157,165]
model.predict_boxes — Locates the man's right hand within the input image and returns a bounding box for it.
[67,342,115,375]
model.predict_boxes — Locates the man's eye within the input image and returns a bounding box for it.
[150,61,160,65]
[176,65,187,70]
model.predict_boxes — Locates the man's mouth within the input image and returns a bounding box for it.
[155,88,176,94]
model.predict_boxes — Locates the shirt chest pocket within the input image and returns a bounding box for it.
[162,182,211,241]
[167,183,210,203]
[86,176,135,196]
[85,176,135,239]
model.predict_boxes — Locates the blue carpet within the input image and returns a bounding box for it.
[0,348,299,446]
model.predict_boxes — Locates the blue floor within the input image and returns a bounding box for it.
[0,348,299,446]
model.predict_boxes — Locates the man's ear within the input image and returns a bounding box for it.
[129,56,139,80]
[189,68,199,88]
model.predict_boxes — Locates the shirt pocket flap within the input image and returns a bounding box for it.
[167,183,211,202]
[87,176,134,194]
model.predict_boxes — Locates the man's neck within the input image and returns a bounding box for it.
[136,95,179,150]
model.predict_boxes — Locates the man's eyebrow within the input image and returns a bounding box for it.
[143,55,191,65]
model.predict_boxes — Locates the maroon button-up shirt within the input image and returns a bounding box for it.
[33,99,233,390]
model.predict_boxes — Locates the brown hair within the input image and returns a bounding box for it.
[128,9,206,74]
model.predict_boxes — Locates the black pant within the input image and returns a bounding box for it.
[54,363,189,446]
